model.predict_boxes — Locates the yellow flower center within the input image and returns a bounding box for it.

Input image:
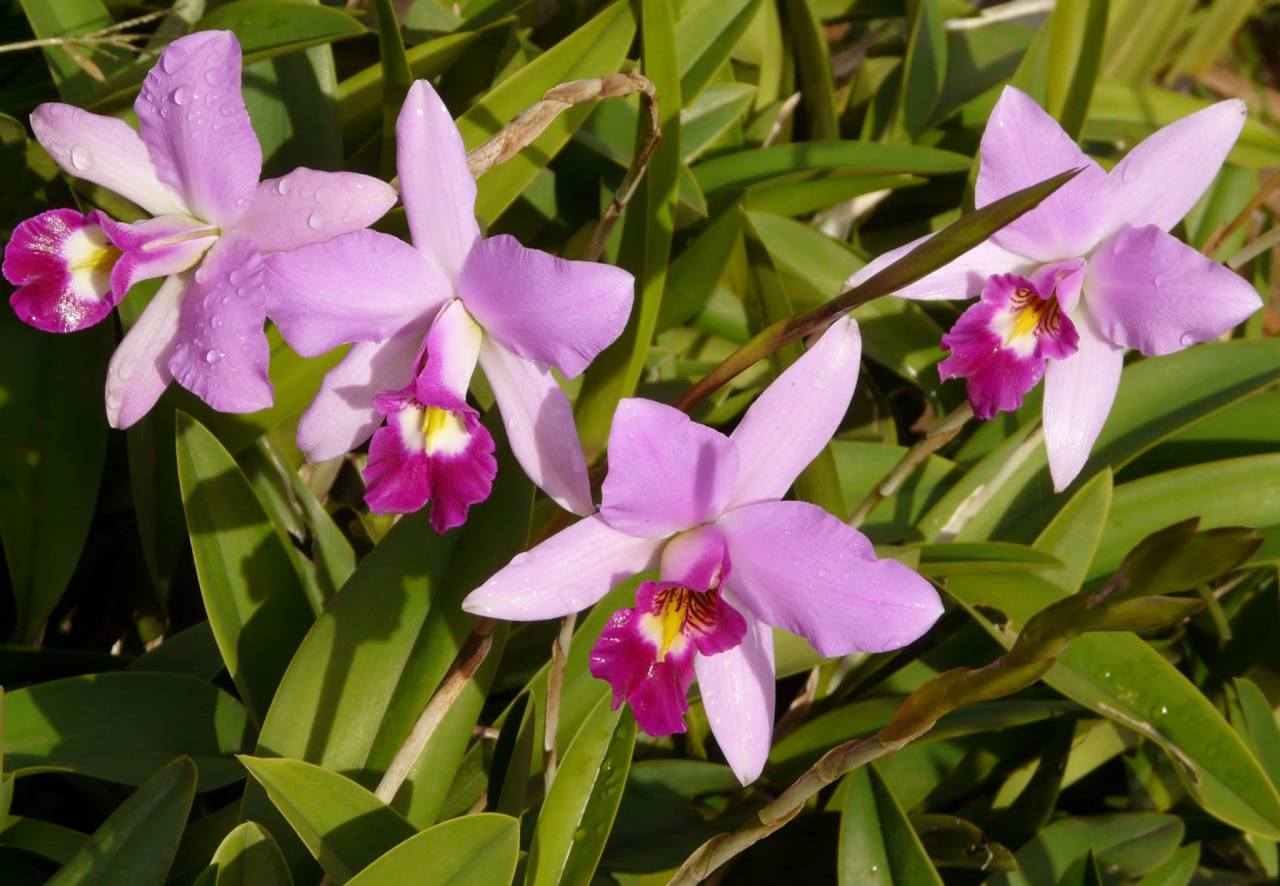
[1005,287,1062,345]
[420,406,468,455]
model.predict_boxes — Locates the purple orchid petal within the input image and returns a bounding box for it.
[30,104,186,217]
[477,336,593,516]
[599,399,740,539]
[135,31,261,227]
[659,525,731,593]
[694,610,775,784]
[716,500,943,657]
[1103,100,1246,237]
[397,80,479,280]
[232,168,398,254]
[97,213,216,299]
[297,330,424,462]
[976,86,1110,262]
[590,578,747,737]
[264,229,448,357]
[4,209,122,332]
[462,514,663,619]
[362,394,496,531]
[459,234,635,378]
[1042,307,1125,491]
[938,273,1079,420]
[105,274,185,429]
[842,233,1031,301]
[167,237,272,415]
[1086,225,1261,357]
[413,298,483,403]
[1029,258,1086,313]
[726,317,861,509]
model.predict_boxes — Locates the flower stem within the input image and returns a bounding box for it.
[543,612,577,788]
[847,402,974,528]
[374,617,495,805]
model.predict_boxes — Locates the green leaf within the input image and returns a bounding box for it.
[677,0,761,102]
[0,817,86,866]
[693,142,969,197]
[1136,842,1200,886]
[2,672,251,791]
[925,339,1280,542]
[244,422,533,873]
[194,1,366,66]
[200,822,293,886]
[1231,678,1280,790]
[47,757,196,886]
[0,310,113,642]
[1090,453,1280,580]
[838,766,944,885]
[338,27,496,150]
[525,695,637,886]
[989,813,1183,885]
[1169,0,1258,79]
[459,1,638,226]
[572,0,681,460]
[16,0,132,104]
[948,571,1280,839]
[239,756,416,882]
[1045,0,1109,138]
[1087,79,1280,168]
[913,542,1063,577]
[896,0,948,139]
[348,814,519,885]
[1032,469,1113,594]
[374,0,413,178]
[176,413,315,727]
[784,0,838,140]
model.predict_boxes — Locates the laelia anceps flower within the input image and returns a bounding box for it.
[463,319,943,783]
[847,86,1262,489]
[1,31,395,428]
[265,80,633,532]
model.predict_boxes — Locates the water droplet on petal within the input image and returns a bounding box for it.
[69,144,91,170]
[172,86,193,106]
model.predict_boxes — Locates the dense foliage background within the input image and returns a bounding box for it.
[1,0,1279,883]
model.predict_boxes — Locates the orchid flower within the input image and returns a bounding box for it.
[463,319,942,783]
[2,31,396,428]
[847,86,1262,490]
[264,80,633,532]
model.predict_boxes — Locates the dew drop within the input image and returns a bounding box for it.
[69,144,91,170]
[172,86,193,106]
[205,349,224,364]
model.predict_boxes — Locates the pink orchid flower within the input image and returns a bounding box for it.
[847,86,1262,490]
[265,80,634,532]
[1,31,396,428]
[463,319,942,783]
